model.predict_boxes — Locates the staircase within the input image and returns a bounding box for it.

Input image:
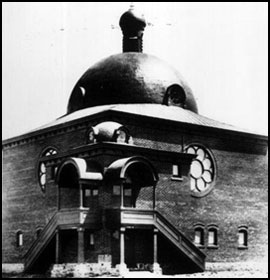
[154,211,205,272]
[24,212,58,272]
[24,208,101,272]
[119,208,206,272]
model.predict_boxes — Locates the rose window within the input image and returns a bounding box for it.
[186,145,216,197]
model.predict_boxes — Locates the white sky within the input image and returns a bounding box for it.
[2,2,268,140]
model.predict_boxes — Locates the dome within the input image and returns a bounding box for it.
[67,52,198,114]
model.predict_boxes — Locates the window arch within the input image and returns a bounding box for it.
[164,84,186,108]
[38,147,58,192]
[16,230,23,247]
[207,225,218,248]
[194,224,205,247]
[238,226,248,248]
[185,144,217,197]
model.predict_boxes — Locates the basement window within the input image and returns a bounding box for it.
[16,231,23,247]
[207,226,218,248]
[194,225,204,247]
[238,227,248,249]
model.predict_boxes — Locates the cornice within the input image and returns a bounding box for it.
[41,142,196,166]
[2,109,268,149]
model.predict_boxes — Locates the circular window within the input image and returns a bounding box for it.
[185,144,216,197]
[38,148,58,192]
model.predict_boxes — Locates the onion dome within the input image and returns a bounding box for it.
[119,5,146,52]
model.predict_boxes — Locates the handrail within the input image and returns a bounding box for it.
[120,208,205,261]
[121,208,155,215]
[155,211,206,260]
[24,208,101,271]
[24,211,58,259]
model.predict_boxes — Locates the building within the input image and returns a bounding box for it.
[2,5,268,277]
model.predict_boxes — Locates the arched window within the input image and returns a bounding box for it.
[238,226,248,248]
[185,144,217,197]
[115,127,129,144]
[194,224,205,247]
[16,231,23,247]
[38,147,58,192]
[164,84,186,108]
[207,225,218,248]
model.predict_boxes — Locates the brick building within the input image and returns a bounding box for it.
[2,6,268,276]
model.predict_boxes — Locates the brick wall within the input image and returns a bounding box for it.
[154,149,268,262]
[2,113,268,266]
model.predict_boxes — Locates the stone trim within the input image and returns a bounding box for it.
[2,263,24,273]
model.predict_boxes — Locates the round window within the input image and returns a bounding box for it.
[185,144,216,197]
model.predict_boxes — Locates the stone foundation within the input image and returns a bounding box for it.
[50,263,119,278]
[2,263,24,274]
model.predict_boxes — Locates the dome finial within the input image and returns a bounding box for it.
[129,2,135,10]
[129,2,135,11]
[119,5,146,53]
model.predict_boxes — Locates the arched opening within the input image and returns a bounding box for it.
[58,163,80,209]
[123,161,157,208]
[56,158,103,210]
[106,156,158,210]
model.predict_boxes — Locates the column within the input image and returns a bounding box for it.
[153,184,156,210]
[120,183,124,208]
[55,229,60,264]
[119,227,128,275]
[153,228,162,274]
[79,184,83,208]
[57,186,60,210]
[120,227,125,265]
[77,227,85,263]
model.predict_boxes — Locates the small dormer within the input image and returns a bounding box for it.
[87,122,132,144]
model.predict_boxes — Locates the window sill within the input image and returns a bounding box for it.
[171,177,183,182]
[79,207,90,210]
[207,245,219,249]
[238,245,248,250]
[194,244,205,249]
